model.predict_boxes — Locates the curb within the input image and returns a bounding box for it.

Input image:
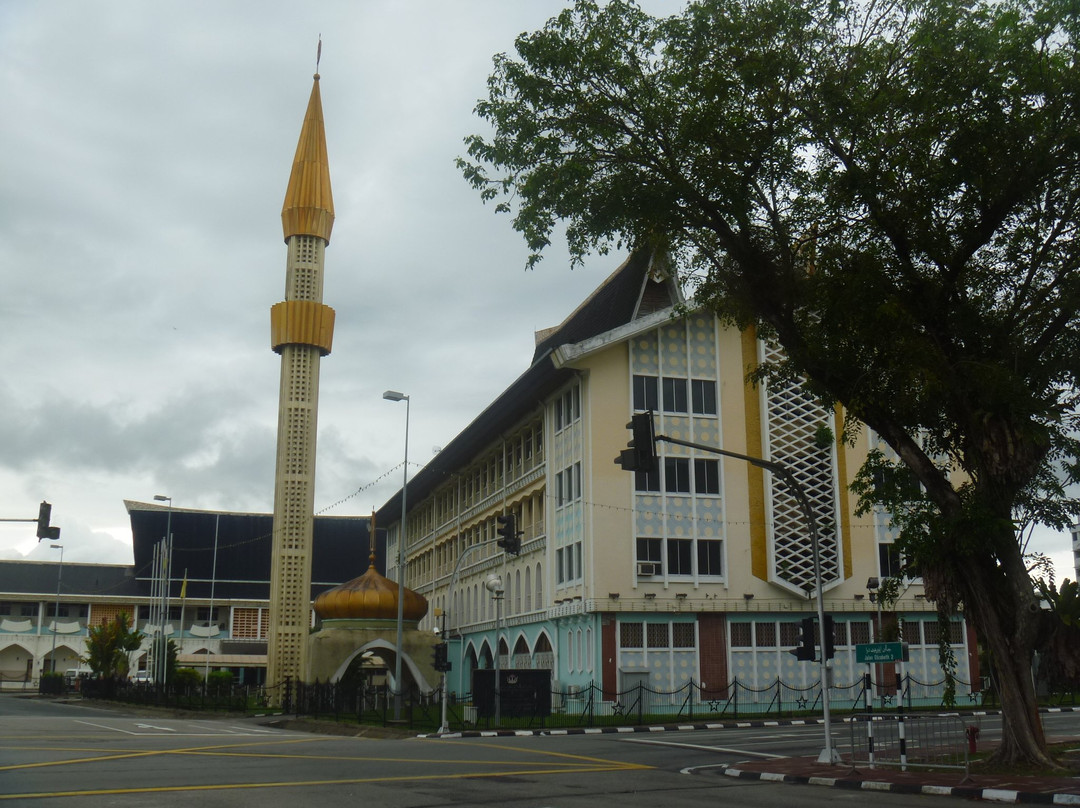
[718,766,1080,805]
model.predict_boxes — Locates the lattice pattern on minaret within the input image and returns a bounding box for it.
[760,341,841,595]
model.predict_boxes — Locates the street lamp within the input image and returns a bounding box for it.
[49,543,64,674]
[485,573,504,727]
[383,390,410,721]
[867,576,883,708]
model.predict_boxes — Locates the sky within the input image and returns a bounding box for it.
[0,1,1075,584]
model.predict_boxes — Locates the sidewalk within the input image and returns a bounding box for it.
[719,741,1080,804]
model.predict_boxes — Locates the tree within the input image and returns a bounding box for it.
[85,613,143,681]
[459,0,1080,765]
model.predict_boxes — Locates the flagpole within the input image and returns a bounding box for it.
[178,568,187,664]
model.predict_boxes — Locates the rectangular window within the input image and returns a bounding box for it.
[667,538,693,575]
[556,548,565,584]
[664,458,691,493]
[647,623,668,648]
[691,379,718,415]
[754,622,777,646]
[730,623,752,647]
[879,542,902,578]
[635,466,661,492]
[697,540,723,575]
[633,375,658,412]
[672,623,695,648]
[637,538,662,565]
[662,377,688,413]
[694,459,720,494]
[850,620,871,645]
[620,622,644,648]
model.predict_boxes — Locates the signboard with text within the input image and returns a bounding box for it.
[856,642,909,664]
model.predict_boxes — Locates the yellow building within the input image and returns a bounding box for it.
[375,250,977,705]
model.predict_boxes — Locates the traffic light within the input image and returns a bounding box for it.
[496,513,521,555]
[36,501,59,541]
[789,616,815,661]
[433,642,451,672]
[615,411,658,473]
[822,615,836,660]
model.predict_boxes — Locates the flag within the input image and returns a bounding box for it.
[180,573,187,600]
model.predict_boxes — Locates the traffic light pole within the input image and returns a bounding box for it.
[657,433,839,764]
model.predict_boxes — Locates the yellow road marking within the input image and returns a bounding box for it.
[1,763,652,800]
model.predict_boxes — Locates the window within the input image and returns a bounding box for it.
[691,379,718,415]
[557,463,583,507]
[637,538,662,567]
[647,623,668,648]
[635,466,660,492]
[697,540,723,575]
[664,458,691,493]
[574,542,582,581]
[754,622,777,646]
[672,623,695,648]
[662,377,688,413]
[879,542,902,578]
[730,623,752,647]
[633,375,658,411]
[667,538,693,575]
[555,387,581,432]
[694,459,720,494]
[556,548,565,584]
[620,622,644,647]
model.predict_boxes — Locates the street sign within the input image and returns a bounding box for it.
[856,642,908,663]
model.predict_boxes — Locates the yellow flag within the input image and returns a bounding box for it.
[180,574,187,599]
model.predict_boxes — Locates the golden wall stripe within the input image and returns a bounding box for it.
[834,404,853,579]
[741,327,769,581]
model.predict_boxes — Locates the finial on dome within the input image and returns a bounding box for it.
[315,34,322,80]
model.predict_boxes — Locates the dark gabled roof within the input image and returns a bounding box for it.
[531,249,655,363]
[0,560,140,599]
[377,248,679,524]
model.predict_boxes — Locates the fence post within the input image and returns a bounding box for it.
[864,671,874,768]
[637,682,644,726]
[896,671,907,771]
[776,676,782,718]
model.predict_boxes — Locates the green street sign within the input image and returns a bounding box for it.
[856,642,908,663]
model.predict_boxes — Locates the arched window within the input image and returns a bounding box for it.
[505,577,513,617]
[514,570,522,613]
[535,563,543,606]
[576,629,583,672]
[524,567,532,612]
[567,630,575,672]
[586,627,593,672]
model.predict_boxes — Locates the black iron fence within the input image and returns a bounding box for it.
[69,670,1080,732]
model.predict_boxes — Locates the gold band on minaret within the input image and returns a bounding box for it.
[271,300,335,355]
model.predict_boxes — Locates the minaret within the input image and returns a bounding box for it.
[267,65,335,689]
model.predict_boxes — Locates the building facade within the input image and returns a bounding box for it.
[376,250,977,704]
[0,502,371,688]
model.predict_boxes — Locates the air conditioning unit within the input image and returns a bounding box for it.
[637,562,658,576]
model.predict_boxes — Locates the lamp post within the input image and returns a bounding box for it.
[485,573,504,727]
[49,543,64,674]
[383,390,410,721]
[867,576,883,707]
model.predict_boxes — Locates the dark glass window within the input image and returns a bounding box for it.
[662,377,688,413]
[694,459,720,494]
[633,375,658,412]
[691,379,718,415]
[667,539,693,574]
[697,540,723,575]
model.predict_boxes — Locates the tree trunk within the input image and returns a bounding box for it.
[959,544,1058,768]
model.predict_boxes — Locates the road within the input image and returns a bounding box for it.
[1,693,1072,807]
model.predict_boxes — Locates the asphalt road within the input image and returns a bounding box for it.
[2,693,1062,807]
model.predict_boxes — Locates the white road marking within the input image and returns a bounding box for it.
[621,737,787,758]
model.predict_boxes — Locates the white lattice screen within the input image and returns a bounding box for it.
[760,342,841,594]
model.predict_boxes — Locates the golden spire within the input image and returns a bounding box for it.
[281,51,335,243]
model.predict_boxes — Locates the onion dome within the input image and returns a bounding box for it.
[314,551,428,622]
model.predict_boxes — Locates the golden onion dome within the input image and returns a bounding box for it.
[314,553,428,622]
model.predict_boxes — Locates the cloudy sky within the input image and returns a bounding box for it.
[1,1,1075,583]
